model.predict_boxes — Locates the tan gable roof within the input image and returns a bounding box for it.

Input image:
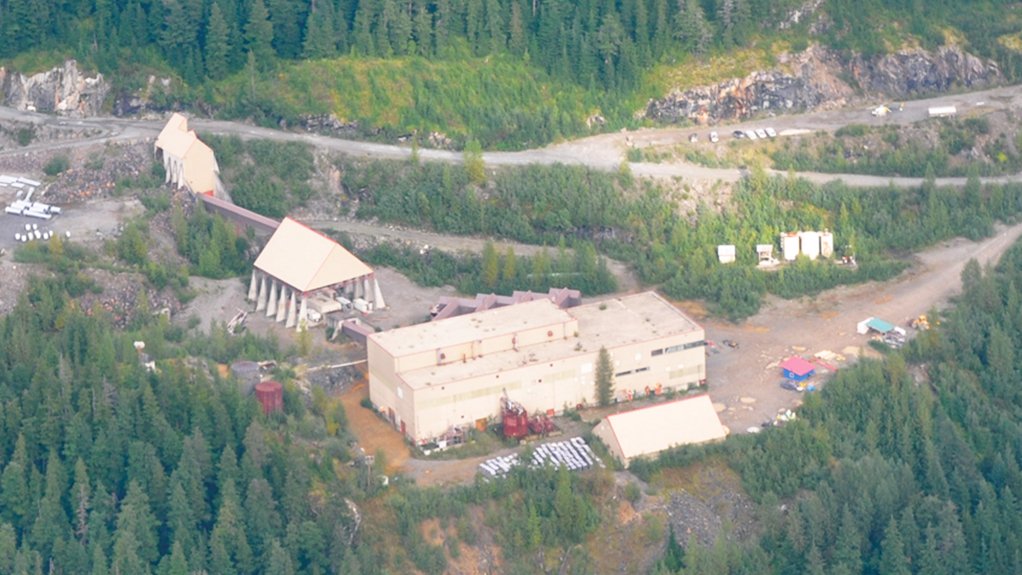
[155,113,196,160]
[596,395,726,465]
[254,218,373,293]
[182,139,220,194]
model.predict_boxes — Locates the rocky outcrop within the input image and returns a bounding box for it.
[0,60,109,117]
[646,45,1001,125]
[849,45,999,95]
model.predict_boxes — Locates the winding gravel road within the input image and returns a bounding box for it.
[4,82,1022,187]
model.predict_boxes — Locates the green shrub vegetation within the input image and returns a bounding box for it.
[170,201,251,279]
[773,118,1022,178]
[346,158,1022,320]
[356,239,617,297]
[203,135,315,218]
[42,155,70,176]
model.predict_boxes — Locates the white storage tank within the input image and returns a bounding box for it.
[780,233,800,261]
[820,231,834,258]
[799,231,821,260]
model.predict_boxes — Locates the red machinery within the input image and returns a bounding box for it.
[501,394,557,440]
[501,396,531,439]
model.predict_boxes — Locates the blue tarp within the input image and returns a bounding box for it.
[866,317,896,334]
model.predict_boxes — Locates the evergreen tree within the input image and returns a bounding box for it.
[30,452,69,559]
[265,539,296,575]
[244,0,275,68]
[206,2,231,80]
[482,241,499,289]
[501,247,518,288]
[302,0,337,59]
[114,481,159,566]
[596,346,614,406]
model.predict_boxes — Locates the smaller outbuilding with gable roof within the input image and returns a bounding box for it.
[592,395,727,467]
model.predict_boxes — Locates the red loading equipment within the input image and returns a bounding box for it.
[501,396,530,439]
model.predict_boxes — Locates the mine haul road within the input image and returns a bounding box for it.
[5,83,1022,187]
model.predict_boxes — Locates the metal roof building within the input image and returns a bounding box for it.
[592,395,727,467]
[780,356,816,382]
[368,291,707,444]
[154,113,225,197]
[248,218,384,330]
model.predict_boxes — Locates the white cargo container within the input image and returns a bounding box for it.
[799,231,821,260]
[780,233,800,261]
[820,231,835,258]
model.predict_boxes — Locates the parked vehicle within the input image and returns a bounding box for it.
[733,130,746,138]
[746,130,758,140]
[765,127,777,138]
[709,131,719,143]
[780,380,801,392]
[755,128,768,139]
[689,133,698,143]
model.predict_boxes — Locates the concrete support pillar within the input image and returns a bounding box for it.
[363,278,373,310]
[372,277,386,309]
[297,297,308,332]
[256,275,268,311]
[276,286,289,322]
[354,278,363,300]
[285,291,298,328]
[248,270,259,302]
[266,280,278,317]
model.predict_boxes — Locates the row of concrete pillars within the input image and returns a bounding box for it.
[247,270,386,331]
[248,271,308,330]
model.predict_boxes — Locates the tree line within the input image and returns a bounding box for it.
[0,0,804,88]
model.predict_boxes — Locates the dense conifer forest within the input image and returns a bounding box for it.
[3,0,1021,146]
[0,266,377,573]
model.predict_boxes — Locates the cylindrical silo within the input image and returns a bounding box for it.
[230,360,261,393]
[255,381,284,415]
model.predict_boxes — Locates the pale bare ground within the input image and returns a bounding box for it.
[702,220,1022,433]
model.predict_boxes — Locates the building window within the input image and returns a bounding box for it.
[615,370,633,377]
[683,340,706,350]
[651,348,664,357]
[635,367,650,373]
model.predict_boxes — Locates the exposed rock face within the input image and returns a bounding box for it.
[849,45,999,95]
[0,60,109,117]
[646,45,1001,125]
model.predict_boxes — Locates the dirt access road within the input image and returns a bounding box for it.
[306,217,642,293]
[703,220,1022,433]
[5,83,1022,187]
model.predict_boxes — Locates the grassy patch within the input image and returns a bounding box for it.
[214,56,599,150]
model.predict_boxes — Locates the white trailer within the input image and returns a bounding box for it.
[928,106,957,118]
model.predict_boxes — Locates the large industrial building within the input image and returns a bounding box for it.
[367,291,706,444]
[154,113,224,197]
[592,395,727,467]
[248,217,384,330]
